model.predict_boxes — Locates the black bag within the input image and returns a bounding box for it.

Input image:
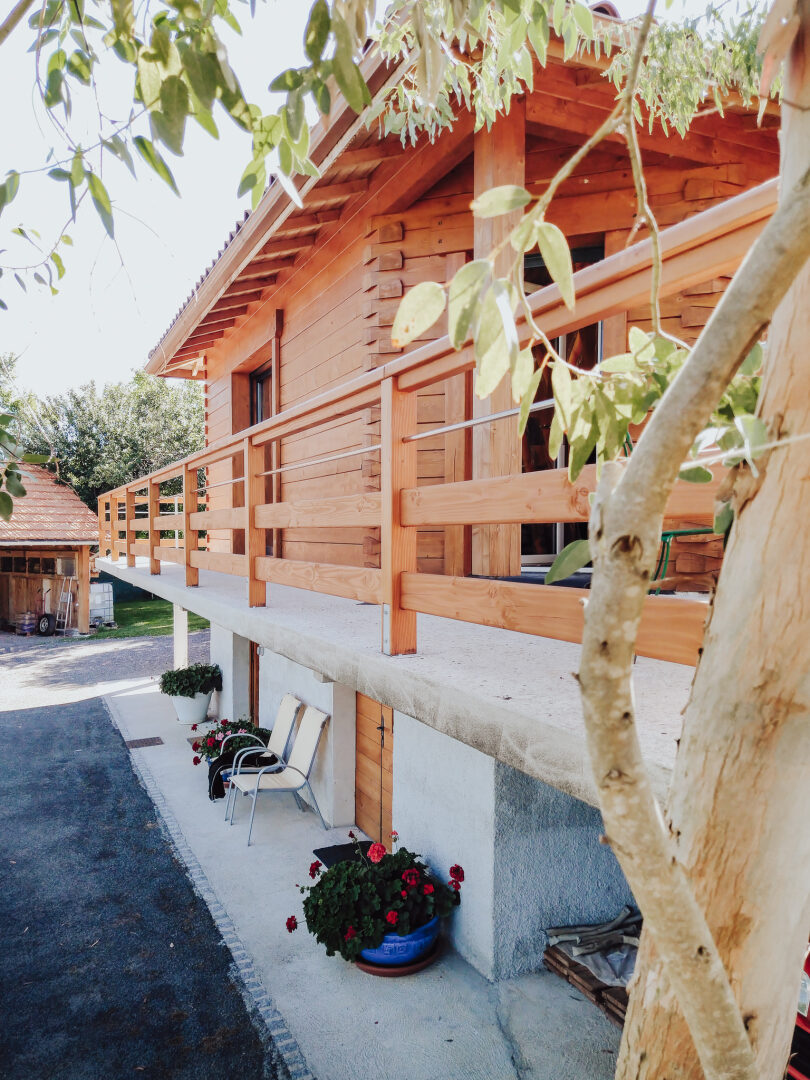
[207,747,278,801]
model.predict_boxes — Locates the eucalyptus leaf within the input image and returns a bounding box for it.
[546,538,591,584]
[474,284,512,398]
[535,222,574,309]
[133,135,180,194]
[0,491,12,521]
[304,0,330,63]
[678,464,714,483]
[470,184,531,218]
[86,172,114,237]
[391,281,446,347]
[448,259,489,348]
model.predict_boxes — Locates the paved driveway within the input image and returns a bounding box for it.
[0,689,286,1079]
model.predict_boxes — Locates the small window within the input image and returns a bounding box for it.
[42,558,56,575]
[27,557,41,575]
[0,556,12,573]
[13,556,25,573]
[58,556,76,577]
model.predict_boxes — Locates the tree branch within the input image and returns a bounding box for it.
[578,165,810,1080]
[0,0,35,47]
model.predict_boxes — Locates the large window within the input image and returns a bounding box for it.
[250,361,273,426]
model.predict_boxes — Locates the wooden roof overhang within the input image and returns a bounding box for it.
[147,30,780,378]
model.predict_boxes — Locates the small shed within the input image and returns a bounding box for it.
[0,467,97,634]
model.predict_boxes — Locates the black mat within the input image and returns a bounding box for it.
[313,840,372,868]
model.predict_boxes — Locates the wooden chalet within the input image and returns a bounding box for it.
[95,23,781,981]
[0,466,96,634]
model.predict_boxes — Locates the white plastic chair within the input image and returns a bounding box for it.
[228,704,330,845]
[222,693,302,822]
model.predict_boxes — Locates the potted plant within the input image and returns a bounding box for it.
[189,717,272,767]
[158,662,222,725]
[287,833,463,972]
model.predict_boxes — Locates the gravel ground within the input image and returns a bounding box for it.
[0,629,209,711]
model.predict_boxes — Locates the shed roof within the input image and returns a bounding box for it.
[0,466,98,545]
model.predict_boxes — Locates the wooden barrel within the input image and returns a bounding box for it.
[15,611,36,635]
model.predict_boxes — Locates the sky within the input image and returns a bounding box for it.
[1,0,720,396]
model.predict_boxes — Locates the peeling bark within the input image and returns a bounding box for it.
[578,5,810,1080]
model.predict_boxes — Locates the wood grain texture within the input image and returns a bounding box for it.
[245,437,267,607]
[189,550,248,576]
[255,492,382,529]
[400,573,707,665]
[183,466,199,587]
[380,377,417,654]
[255,556,382,603]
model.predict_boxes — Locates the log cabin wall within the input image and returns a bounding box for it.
[187,56,777,583]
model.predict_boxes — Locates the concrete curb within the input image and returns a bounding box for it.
[103,696,315,1080]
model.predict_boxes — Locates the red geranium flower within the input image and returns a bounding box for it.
[190,724,198,731]
[401,890,408,898]
[192,741,200,751]
[449,864,464,883]
[348,830,356,839]
[368,843,386,863]
[207,737,215,747]
[192,756,201,766]
[402,868,420,887]
[423,883,434,895]
[344,926,356,941]
[285,916,298,933]
[390,830,399,841]
[309,860,322,879]
[385,911,398,926]
[448,879,461,892]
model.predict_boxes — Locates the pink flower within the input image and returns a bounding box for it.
[385,911,398,926]
[215,732,224,742]
[238,728,247,734]
[368,843,386,864]
[286,916,298,933]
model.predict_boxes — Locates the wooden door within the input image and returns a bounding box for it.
[249,642,260,725]
[355,693,394,847]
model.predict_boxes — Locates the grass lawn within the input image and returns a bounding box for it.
[93,597,209,640]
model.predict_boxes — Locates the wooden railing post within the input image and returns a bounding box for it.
[125,488,136,567]
[148,479,160,575]
[110,496,120,561]
[97,497,107,557]
[381,376,417,655]
[183,465,199,587]
[245,437,267,607]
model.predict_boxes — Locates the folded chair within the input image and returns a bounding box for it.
[222,693,302,822]
[228,704,330,846]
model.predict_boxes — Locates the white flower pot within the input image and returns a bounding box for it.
[170,691,213,725]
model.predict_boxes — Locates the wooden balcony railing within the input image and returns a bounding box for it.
[97,180,777,667]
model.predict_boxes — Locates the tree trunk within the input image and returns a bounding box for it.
[616,6,810,1077]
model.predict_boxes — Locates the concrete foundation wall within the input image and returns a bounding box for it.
[392,713,634,981]
[393,713,497,978]
[209,624,250,723]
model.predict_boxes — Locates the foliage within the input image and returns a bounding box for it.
[158,661,222,697]
[189,715,271,764]
[0,0,775,305]
[0,353,52,519]
[293,834,462,962]
[92,596,209,639]
[20,368,203,509]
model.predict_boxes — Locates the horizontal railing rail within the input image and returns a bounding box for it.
[97,180,776,666]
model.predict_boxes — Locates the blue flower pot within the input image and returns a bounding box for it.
[359,916,440,966]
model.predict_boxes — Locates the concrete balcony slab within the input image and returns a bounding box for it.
[98,556,693,805]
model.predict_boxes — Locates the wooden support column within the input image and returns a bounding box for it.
[245,437,267,607]
[270,330,282,559]
[109,497,119,561]
[77,545,90,634]
[148,479,160,575]
[443,251,473,577]
[125,489,136,567]
[472,99,525,577]
[602,229,630,357]
[183,465,199,587]
[97,498,107,557]
[381,376,417,655]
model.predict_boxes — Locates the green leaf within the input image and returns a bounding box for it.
[87,172,114,237]
[678,464,714,483]
[518,367,543,435]
[551,358,572,429]
[573,2,594,38]
[4,472,26,497]
[713,501,733,538]
[599,353,637,373]
[180,46,219,111]
[391,281,446,347]
[740,342,763,376]
[70,152,85,187]
[22,453,52,463]
[51,251,65,279]
[133,135,180,194]
[511,346,534,404]
[152,75,190,155]
[474,283,513,399]
[470,185,531,218]
[527,3,548,65]
[448,259,489,348]
[270,68,304,92]
[552,0,565,35]
[546,539,591,584]
[0,491,12,520]
[284,88,305,142]
[535,222,574,310]
[66,49,92,83]
[332,14,371,114]
[304,0,330,63]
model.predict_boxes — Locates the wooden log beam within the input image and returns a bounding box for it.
[273,210,342,237]
[189,550,248,576]
[400,573,707,666]
[255,556,382,603]
[255,492,382,529]
[183,465,198,587]
[238,257,297,278]
[148,480,160,575]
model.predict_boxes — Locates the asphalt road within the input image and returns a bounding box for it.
[0,694,286,1080]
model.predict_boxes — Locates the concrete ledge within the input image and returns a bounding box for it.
[98,557,690,805]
